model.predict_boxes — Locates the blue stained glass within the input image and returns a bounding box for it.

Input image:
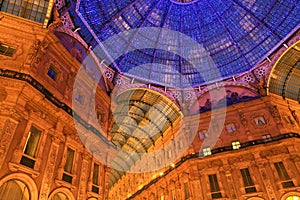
[69,0,300,88]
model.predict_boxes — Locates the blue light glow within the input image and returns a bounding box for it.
[72,0,300,88]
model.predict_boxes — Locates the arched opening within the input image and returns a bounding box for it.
[0,179,30,200]
[286,196,300,200]
[268,40,300,102]
[48,188,75,200]
[49,192,69,200]
[0,173,38,200]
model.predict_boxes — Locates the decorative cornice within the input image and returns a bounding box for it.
[0,68,112,147]
[126,132,300,200]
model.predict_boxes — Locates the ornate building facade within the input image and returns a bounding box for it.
[0,0,300,200]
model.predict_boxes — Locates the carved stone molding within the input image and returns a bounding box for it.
[257,166,277,199]
[39,141,60,200]
[78,153,90,200]
[0,119,17,168]
[8,162,40,178]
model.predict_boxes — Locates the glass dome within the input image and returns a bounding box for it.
[74,0,300,88]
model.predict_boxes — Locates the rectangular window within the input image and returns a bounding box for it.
[62,148,75,184]
[23,126,42,157]
[171,189,176,200]
[232,141,241,150]
[64,148,75,173]
[198,129,208,140]
[92,163,99,185]
[20,126,42,168]
[203,147,212,156]
[209,174,222,199]
[262,134,272,142]
[0,43,16,57]
[255,116,266,126]
[75,93,84,104]
[226,123,236,133]
[47,66,58,81]
[92,163,100,193]
[274,162,294,188]
[184,182,190,199]
[240,168,257,193]
[0,0,50,23]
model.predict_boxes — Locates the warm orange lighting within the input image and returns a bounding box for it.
[138,185,143,190]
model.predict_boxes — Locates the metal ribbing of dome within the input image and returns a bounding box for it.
[76,0,300,88]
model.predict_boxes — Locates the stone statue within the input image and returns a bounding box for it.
[249,76,267,97]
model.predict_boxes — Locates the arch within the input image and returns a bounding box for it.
[48,187,75,200]
[0,173,38,200]
[281,192,300,200]
[268,40,300,102]
[247,197,265,200]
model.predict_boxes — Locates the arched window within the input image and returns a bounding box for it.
[286,196,300,200]
[50,192,69,200]
[0,179,30,200]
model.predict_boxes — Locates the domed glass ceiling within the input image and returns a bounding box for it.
[73,0,300,88]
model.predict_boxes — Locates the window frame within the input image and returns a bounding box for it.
[232,141,241,150]
[62,146,76,184]
[20,125,43,169]
[225,123,237,133]
[47,65,59,81]
[203,147,212,156]
[254,116,266,126]
[208,174,222,199]
[91,162,101,194]
[240,168,257,193]
[273,161,295,188]
[0,43,16,57]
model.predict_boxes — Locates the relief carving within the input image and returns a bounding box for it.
[228,153,254,165]
[258,166,276,199]
[260,146,288,158]
[26,39,49,67]
[238,111,248,127]
[0,120,17,168]
[78,153,90,199]
[269,105,282,124]
[249,76,267,97]
[39,142,59,200]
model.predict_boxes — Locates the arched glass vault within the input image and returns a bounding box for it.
[268,40,300,102]
[73,0,300,88]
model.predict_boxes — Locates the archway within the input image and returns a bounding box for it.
[0,173,38,200]
[268,40,300,102]
[0,179,30,200]
[48,188,75,200]
[281,192,300,200]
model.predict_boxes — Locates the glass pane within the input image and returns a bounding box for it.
[184,182,190,199]
[240,168,254,187]
[64,148,75,173]
[0,180,30,200]
[24,126,42,158]
[50,192,69,200]
[0,0,49,23]
[286,196,300,200]
[92,163,99,185]
[209,174,220,192]
[274,162,291,181]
